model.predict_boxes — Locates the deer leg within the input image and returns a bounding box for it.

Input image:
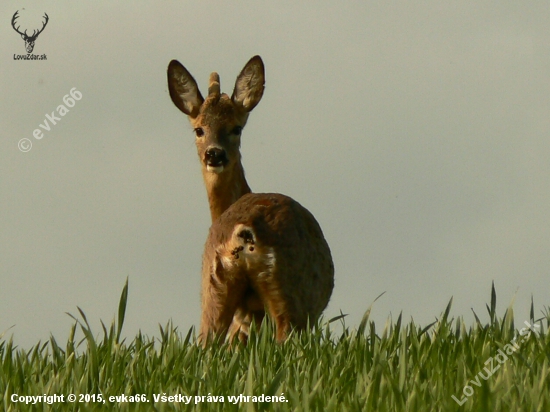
[199,254,248,344]
[251,266,293,342]
[227,290,266,343]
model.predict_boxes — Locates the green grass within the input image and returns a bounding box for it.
[1,281,549,411]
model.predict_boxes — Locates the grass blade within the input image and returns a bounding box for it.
[116,277,129,344]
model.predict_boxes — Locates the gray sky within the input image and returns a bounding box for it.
[2,2,549,347]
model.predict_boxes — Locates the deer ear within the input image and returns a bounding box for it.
[167,60,204,118]
[232,56,265,112]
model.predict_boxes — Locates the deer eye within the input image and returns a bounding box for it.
[231,126,243,135]
[194,128,205,137]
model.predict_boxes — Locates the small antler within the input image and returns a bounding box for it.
[11,11,24,36]
[11,11,48,40]
[29,13,49,40]
[208,72,221,98]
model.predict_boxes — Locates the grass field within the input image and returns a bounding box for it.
[1,281,549,411]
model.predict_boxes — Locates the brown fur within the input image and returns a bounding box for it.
[167,56,334,344]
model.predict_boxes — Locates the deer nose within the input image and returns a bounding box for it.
[205,147,228,167]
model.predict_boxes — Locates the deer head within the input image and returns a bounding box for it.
[12,10,49,54]
[167,56,265,221]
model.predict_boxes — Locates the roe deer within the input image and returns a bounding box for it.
[167,56,334,343]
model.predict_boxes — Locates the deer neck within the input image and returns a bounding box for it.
[203,161,251,222]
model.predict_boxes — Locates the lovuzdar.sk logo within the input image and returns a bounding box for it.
[11,9,48,60]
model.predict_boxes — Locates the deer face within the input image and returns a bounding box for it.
[192,94,249,174]
[167,57,265,175]
[11,10,49,54]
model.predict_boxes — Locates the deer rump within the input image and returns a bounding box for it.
[200,192,334,343]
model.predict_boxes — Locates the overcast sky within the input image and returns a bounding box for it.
[2,2,549,348]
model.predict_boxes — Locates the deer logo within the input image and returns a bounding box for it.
[11,10,49,54]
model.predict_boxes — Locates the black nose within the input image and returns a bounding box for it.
[205,147,228,167]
